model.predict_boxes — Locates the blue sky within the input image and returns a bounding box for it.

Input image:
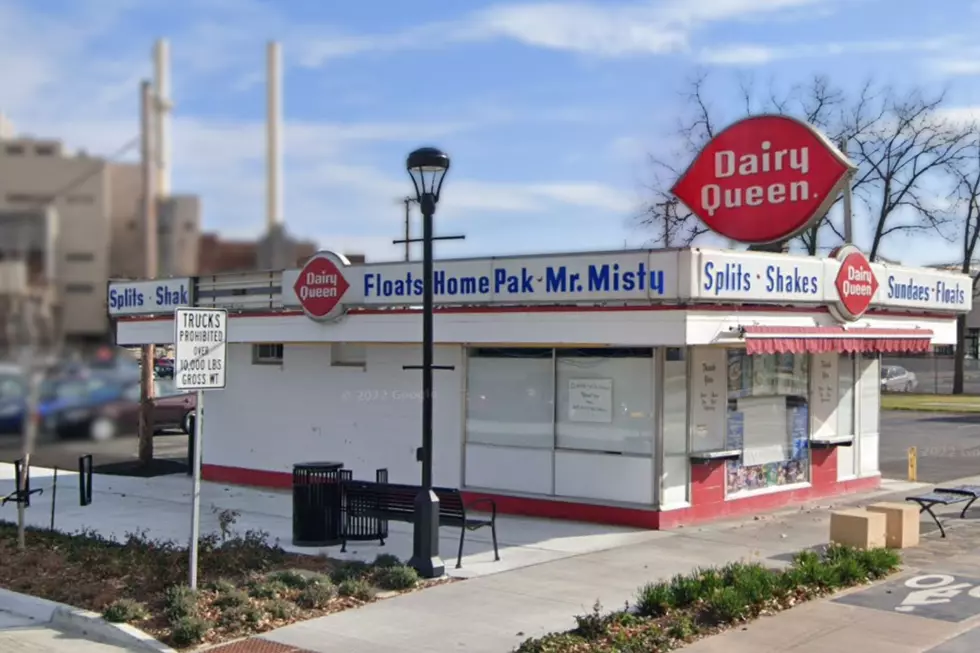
[2,0,980,265]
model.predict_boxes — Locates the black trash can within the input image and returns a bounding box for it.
[292,461,345,547]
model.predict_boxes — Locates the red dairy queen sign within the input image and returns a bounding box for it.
[831,245,879,321]
[293,251,351,321]
[671,115,855,244]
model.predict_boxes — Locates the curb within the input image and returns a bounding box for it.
[0,588,176,653]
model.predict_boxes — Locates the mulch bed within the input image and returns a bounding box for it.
[0,522,456,649]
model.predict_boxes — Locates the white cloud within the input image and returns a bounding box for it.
[699,37,957,66]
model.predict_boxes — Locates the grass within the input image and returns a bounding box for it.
[881,393,980,413]
[514,544,901,653]
[0,522,450,650]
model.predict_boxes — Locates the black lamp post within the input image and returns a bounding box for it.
[401,146,459,579]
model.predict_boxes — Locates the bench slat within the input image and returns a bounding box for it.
[907,492,970,505]
[936,485,980,498]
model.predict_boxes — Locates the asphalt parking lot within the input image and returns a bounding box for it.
[0,411,973,484]
[0,431,188,476]
[880,411,980,482]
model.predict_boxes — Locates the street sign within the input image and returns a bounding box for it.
[671,114,855,244]
[293,251,351,322]
[173,306,228,591]
[174,307,227,390]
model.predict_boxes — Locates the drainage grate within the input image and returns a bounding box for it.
[203,639,316,653]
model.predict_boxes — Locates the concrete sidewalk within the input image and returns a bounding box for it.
[257,478,945,653]
[0,610,141,652]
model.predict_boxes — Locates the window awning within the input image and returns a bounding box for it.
[740,326,934,355]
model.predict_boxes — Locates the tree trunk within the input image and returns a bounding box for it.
[954,313,967,395]
[138,344,155,464]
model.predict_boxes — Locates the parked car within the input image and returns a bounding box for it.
[881,365,918,392]
[0,364,25,433]
[154,359,174,379]
[0,375,130,436]
[50,378,196,441]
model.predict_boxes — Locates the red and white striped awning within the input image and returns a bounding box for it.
[740,326,933,355]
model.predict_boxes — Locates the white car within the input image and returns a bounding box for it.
[881,365,918,393]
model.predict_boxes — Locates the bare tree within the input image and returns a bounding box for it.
[639,74,971,259]
[946,130,980,394]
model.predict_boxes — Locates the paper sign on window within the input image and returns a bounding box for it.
[567,378,613,423]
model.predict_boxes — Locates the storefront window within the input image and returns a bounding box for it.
[725,350,810,495]
[465,348,554,448]
[555,348,654,455]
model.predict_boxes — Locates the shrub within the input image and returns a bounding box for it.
[373,565,419,591]
[373,553,402,568]
[855,547,901,578]
[163,585,199,622]
[102,598,148,623]
[169,616,212,647]
[331,560,370,584]
[265,598,297,620]
[213,587,250,609]
[635,581,672,617]
[666,614,698,641]
[573,601,606,640]
[703,586,750,624]
[248,578,288,599]
[217,604,262,629]
[296,582,336,609]
[266,569,310,590]
[205,578,237,593]
[337,578,375,601]
[728,563,780,610]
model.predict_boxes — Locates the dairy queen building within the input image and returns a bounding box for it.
[107,243,971,529]
[106,115,975,529]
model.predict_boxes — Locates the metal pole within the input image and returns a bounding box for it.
[841,138,853,244]
[17,320,41,550]
[404,199,411,262]
[188,389,204,589]
[138,80,157,464]
[49,467,57,531]
[409,194,444,579]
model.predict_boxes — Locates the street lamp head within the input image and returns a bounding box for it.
[406,147,450,205]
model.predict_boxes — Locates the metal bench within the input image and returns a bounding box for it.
[906,485,980,538]
[341,479,500,569]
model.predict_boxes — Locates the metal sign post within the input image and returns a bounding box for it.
[173,307,227,590]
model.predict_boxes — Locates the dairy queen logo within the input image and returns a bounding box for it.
[830,245,879,321]
[671,114,856,244]
[293,251,352,322]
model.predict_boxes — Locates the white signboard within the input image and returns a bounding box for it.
[174,308,227,390]
[282,250,685,308]
[567,378,613,423]
[108,278,193,316]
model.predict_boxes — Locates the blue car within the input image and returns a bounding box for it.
[0,375,130,436]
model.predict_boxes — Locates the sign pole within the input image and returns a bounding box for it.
[173,306,227,592]
[188,388,204,589]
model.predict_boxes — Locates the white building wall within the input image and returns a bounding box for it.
[203,343,464,487]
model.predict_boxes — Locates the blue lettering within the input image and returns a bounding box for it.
[155,284,189,307]
[108,287,145,310]
[887,276,931,302]
[764,265,818,294]
[703,261,751,295]
[493,268,535,294]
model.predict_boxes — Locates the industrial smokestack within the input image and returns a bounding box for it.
[266,41,283,230]
[153,39,172,197]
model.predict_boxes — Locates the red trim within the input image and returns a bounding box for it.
[201,463,880,530]
[117,303,958,323]
[742,325,933,354]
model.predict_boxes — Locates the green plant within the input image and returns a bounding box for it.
[267,569,311,589]
[728,563,780,610]
[372,553,402,568]
[163,585,199,622]
[666,613,698,641]
[169,615,212,647]
[635,581,672,617]
[331,560,370,584]
[265,598,297,620]
[102,598,148,623]
[572,601,607,640]
[373,565,419,591]
[296,582,336,609]
[206,579,237,594]
[703,586,750,624]
[248,578,288,599]
[218,603,262,629]
[855,548,901,578]
[668,572,704,608]
[337,578,375,601]
[213,587,250,609]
